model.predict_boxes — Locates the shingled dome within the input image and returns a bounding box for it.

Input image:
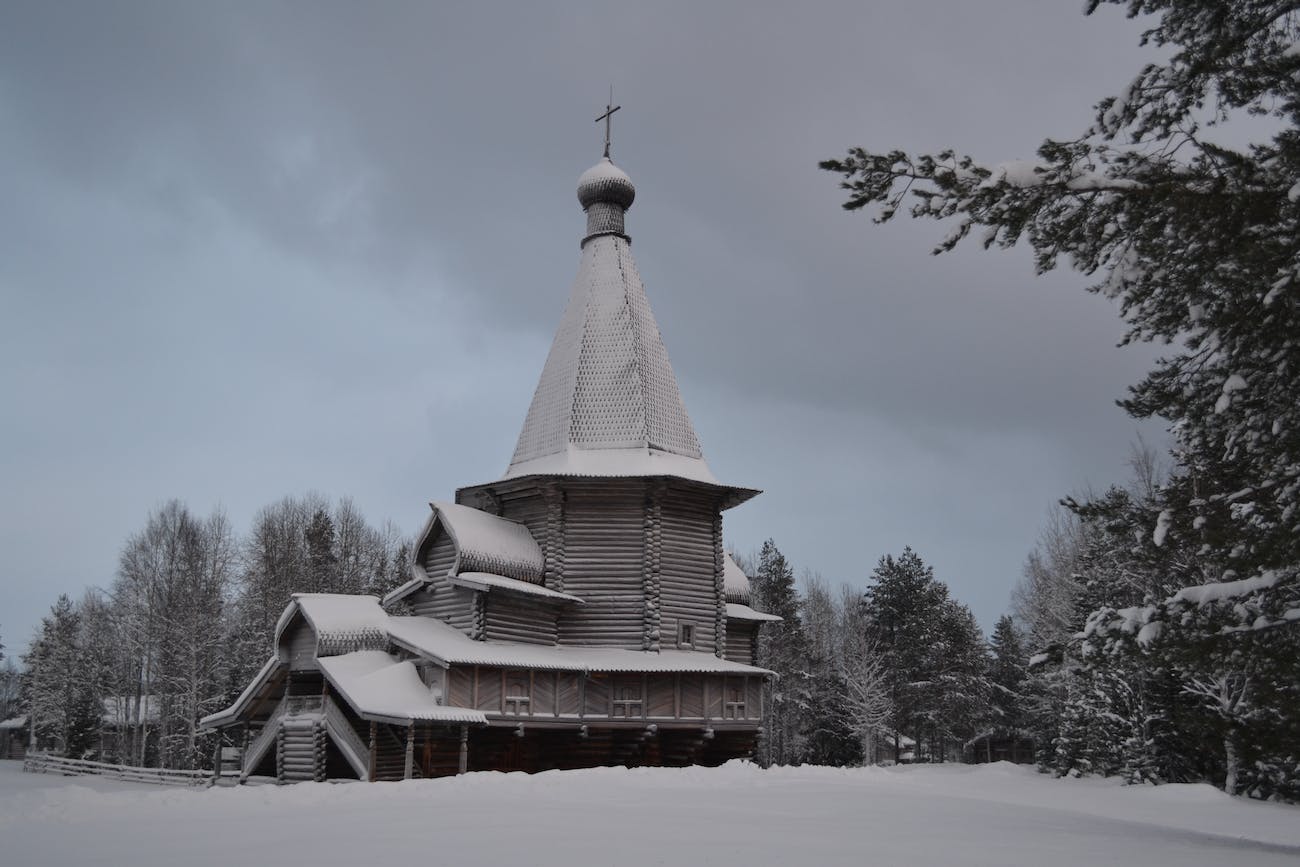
[577,157,636,210]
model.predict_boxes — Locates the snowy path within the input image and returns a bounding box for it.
[2,760,1297,866]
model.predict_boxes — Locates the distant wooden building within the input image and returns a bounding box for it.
[201,140,778,782]
[0,716,27,760]
[965,731,1036,765]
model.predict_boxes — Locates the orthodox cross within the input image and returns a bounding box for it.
[595,90,621,159]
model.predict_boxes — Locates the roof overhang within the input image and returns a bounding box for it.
[725,603,783,623]
[451,571,584,604]
[199,656,284,731]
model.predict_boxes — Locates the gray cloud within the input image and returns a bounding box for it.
[1,1,1164,642]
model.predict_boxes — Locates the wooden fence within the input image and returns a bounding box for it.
[23,753,211,787]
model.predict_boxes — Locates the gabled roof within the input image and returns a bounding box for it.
[433,501,544,583]
[275,593,389,657]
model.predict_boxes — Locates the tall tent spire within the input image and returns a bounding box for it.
[504,117,720,486]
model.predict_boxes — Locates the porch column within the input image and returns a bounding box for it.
[210,730,222,785]
[239,723,250,783]
[404,723,415,780]
[458,725,468,775]
[368,722,378,782]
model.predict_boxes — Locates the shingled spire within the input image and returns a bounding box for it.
[505,148,717,484]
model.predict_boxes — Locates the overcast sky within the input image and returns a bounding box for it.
[1,1,1167,648]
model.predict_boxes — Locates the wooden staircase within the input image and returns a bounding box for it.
[276,716,325,783]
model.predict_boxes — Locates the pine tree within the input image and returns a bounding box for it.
[988,615,1027,736]
[863,547,964,762]
[305,507,338,594]
[751,539,811,765]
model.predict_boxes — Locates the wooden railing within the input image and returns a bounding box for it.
[23,754,209,787]
[322,696,369,779]
[241,699,294,778]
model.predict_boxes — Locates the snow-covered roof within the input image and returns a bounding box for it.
[276,593,389,656]
[434,501,545,583]
[387,616,771,675]
[317,651,486,726]
[199,656,283,730]
[505,228,713,483]
[726,603,782,623]
[723,553,751,603]
[451,572,584,604]
[382,576,425,607]
[0,715,27,730]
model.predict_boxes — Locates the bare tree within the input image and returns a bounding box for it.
[1012,503,1085,650]
[835,586,892,764]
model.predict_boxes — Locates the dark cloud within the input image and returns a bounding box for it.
[1,1,1164,641]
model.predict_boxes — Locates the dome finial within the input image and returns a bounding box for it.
[578,93,635,245]
[595,87,620,159]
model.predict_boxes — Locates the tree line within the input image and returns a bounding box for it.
[16,495,409,769]
[745,540,1019,769]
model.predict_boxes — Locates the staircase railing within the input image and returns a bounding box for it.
[322,695,370,779]
[242,699,291,779]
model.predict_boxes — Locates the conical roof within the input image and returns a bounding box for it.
[504,157,719,486]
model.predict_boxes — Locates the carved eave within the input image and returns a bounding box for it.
[458,473,759,512]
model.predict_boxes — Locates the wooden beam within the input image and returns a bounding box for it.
[458,725,469,775]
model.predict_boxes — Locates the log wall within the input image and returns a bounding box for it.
[556,482,647,648]
[658,487,722,653]
[724,621,757,665]
[498,488,548,539]
[280,617,317,671]
[483,595,559,645]
[410,532,476,635]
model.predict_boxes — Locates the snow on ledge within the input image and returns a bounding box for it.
[387,616,771,675]
[726,603,782,622]
[452,572,584,603]
[503,444,723,485]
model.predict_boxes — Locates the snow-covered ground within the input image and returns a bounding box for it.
[2,759,1298,866]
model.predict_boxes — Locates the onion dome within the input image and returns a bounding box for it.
[577,158,635,244]
[577,158,636,210]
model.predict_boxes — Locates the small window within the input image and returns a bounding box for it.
[678,623,695,648]
[505,671,531,716]
[612,679,643,718]
[725,681,746,720]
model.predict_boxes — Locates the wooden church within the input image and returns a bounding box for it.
[201,119,778,782]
